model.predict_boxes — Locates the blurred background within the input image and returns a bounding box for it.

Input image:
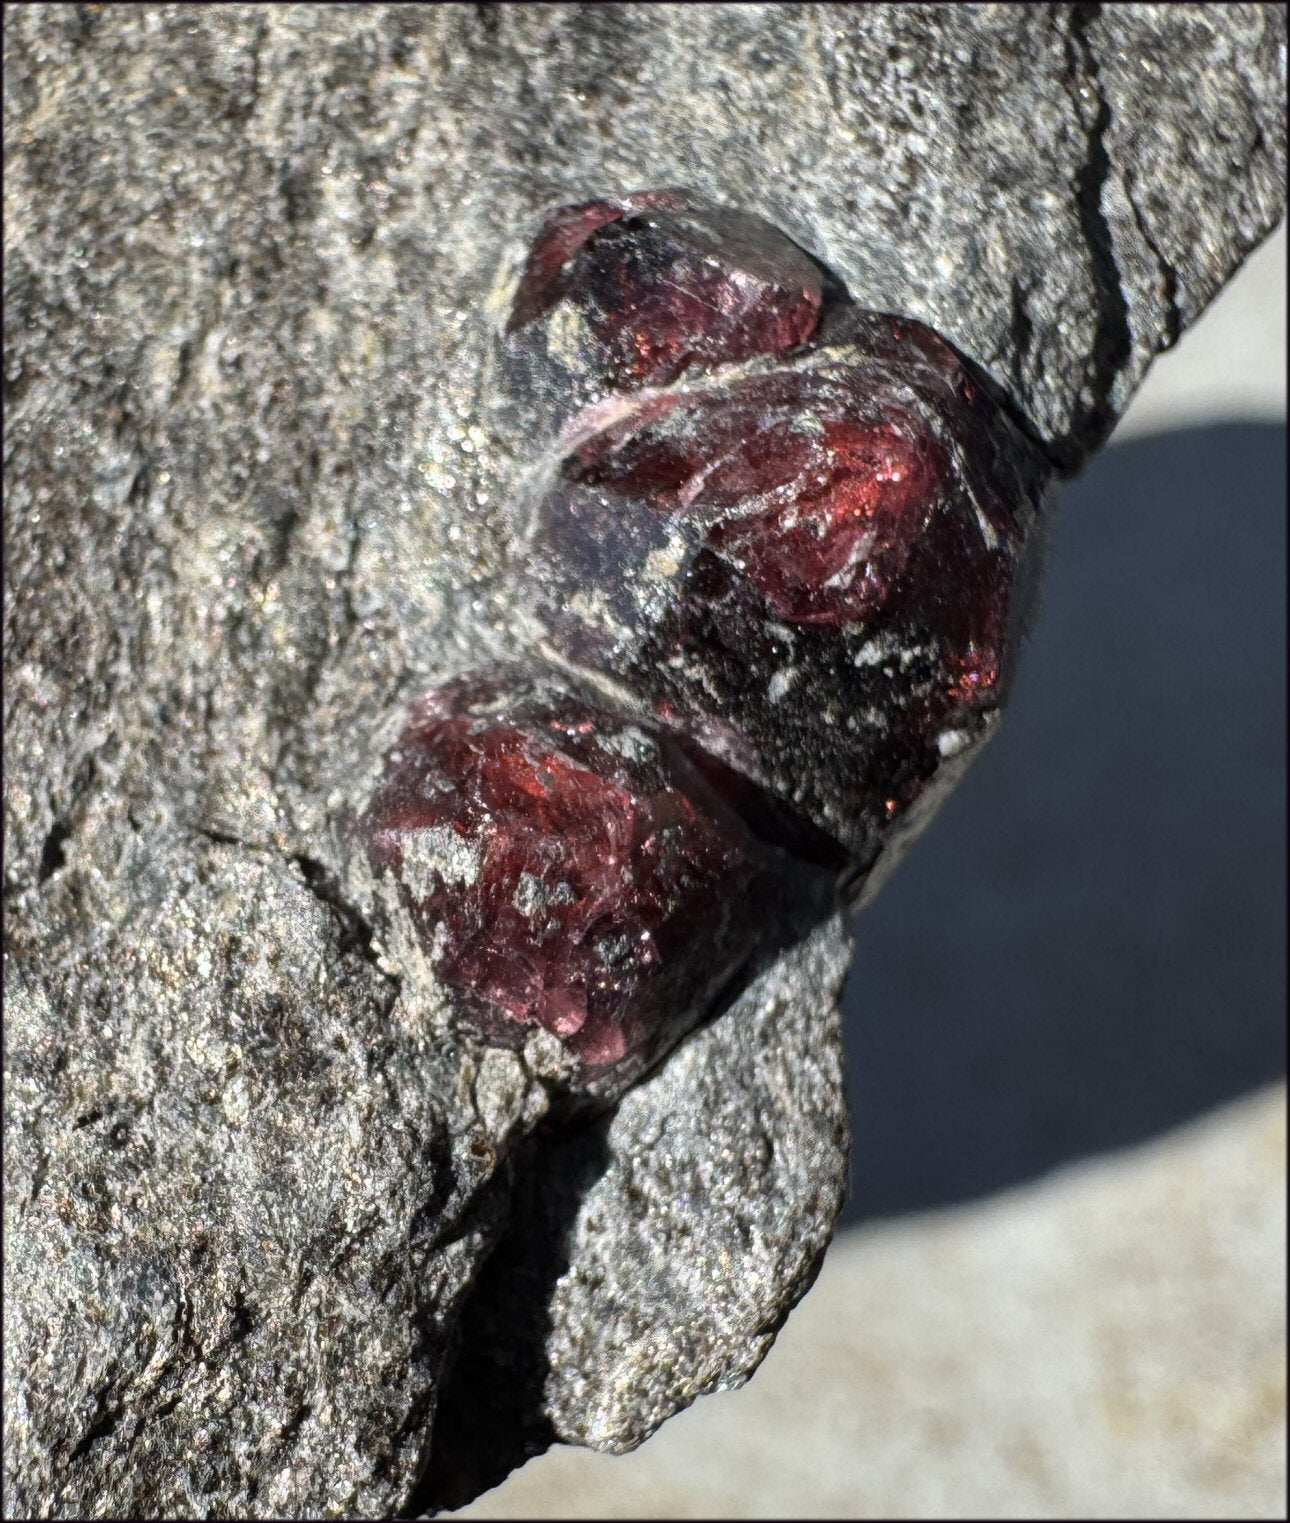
[454,222,1287,1520]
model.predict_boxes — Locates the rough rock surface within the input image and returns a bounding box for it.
[3,839,512,1519]
[418,916,850,1513]
[3,4,1284,1518]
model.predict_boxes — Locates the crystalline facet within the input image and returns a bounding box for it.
[522,314,1048,876]
[362,198,1051,1084]
[357,669,796,1086]
[498,189,824,449]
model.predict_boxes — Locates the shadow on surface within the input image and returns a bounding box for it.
[409,1114,615,1516]
[841,422,1287,1226]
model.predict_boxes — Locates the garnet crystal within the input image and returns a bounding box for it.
[519,311,1049,877]
[357,668,799,1090]
[497,188,824,450]
[354,192,1052,1086]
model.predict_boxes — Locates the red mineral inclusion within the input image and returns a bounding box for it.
[507,198,624,331]
[360,673,761,1073]
[528,338,1038,867]
[507,189,824,387]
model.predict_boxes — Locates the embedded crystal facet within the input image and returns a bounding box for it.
[521,313,1048,876]
[357,669,789,1086]
[498,188,824,449]
[358,193,1052,1084]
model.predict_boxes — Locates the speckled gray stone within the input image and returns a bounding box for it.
[416,916,850,1512]
[3,4,1284,1518]
[2,839,515,1519]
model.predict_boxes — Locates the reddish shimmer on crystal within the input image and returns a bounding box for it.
[507,199,623,332]
[708,419,946,625]
[507,190,823,387]
[570,374,949,627]
[581,238,819,386]
[529,336,1038,866]
[360,674,759,1071]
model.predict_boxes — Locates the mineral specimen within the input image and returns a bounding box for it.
[364,204,1053,1089]
[497,188,825,450]
[357,666,815,1093]
[7,6,1284,1516]
[517,301,1050,885]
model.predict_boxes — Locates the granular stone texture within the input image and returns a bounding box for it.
[4,4,1284,1518]
[418,914,852,1512]
[2,837,527,1520]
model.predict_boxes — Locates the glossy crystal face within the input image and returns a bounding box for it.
[498,189,825,449]
[508,189,823,386]
[563,372,951,628]
[357,670,779,1080]
[355,193,1049,1087]
[702,417,945,628]
[525,340,1041,866]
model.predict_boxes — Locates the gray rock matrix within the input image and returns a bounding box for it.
[4,4,1284,1517]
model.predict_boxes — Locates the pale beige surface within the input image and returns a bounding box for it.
[1112,222,1286,441]
[458,1088,1285,1520]
[453,226,1287,1521]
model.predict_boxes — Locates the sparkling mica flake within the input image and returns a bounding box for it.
[357,668,798,1087]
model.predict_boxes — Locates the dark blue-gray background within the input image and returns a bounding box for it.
[842,422,1287,1223]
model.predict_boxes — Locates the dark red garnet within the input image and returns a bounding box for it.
[357,669,780,1083]
[507,197,626,332]
[523,327,1046,868]
[360,195,1052,1082]
[567,371,951,629]
[504,188,823,403]
[707,418,945,626]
